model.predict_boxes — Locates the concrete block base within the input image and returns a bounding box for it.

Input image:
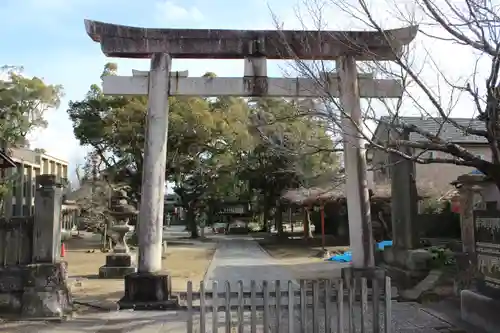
[383,247,432,289]
[21,287,72,318]
[99,266,137,279]
[0,262,73,319]
[105,253,133,267]
[385,265,428,290]
[461,289,500,333]
[98,253,137,278]
[118,272,179,310]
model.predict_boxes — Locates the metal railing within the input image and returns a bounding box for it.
[182,268,392,333]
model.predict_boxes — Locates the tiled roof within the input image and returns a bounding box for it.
[378,116,487,143]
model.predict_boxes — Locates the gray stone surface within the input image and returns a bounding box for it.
[98,253,137,278]
[0,310,188,333]
[390,130,419,251]
[461,289,500,333]
[118,272,178,310]
[383,247,431,289]
[98,265,137,279]
[399,269,443,301]
[203,236,298,291]
[0,262,72,319]
[0,175,72,320]
[84,19,418,61]
[33,174,64,263]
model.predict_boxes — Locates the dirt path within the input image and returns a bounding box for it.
[65,232,216,313]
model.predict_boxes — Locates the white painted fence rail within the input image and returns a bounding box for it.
[182,268,392,333]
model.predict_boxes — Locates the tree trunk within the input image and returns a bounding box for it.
[207,202,214,227]
[275,201,285,238]
[263,201,270,232]
[378,211,392,240]
[303,207,313,239]
[187,206,198,238]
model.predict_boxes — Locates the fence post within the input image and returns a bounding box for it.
[342,267,391,333]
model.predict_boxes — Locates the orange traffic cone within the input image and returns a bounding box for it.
[60,243,66,257]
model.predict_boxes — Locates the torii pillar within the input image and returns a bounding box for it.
[84,20,417,309]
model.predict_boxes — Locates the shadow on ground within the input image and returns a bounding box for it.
[65,233,102,251]
[0,311,187,333]
[64,231,218,251]
[208,261,347,283]
[72,290,123,314]
[256,234,350,259]
[70,274,101,279]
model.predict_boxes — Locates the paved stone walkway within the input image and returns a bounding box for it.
[203,235,298,291]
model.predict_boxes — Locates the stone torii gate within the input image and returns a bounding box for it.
[85,20,417,309]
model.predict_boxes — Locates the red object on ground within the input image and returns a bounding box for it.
[60,243,66,257]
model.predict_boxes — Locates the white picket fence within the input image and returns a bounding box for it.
[179,268,393,333]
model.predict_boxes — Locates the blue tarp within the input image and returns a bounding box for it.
[326,240,393,262]
[377,240,393,250]
[326,251,352,262]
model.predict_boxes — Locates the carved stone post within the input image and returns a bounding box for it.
[20,174,72,319]
[458,185,478,255]
[384,135,432,289]
[389,130,419,251]
[455,174,488,254]
[33,174,63,263]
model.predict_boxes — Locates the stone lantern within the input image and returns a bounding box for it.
[98,189,137,278]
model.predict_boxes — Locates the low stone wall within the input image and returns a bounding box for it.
[0,217,34,266]
[0,175,73,319]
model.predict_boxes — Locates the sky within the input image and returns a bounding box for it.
[0,0,490,184]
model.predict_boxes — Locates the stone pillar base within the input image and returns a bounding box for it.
[98,253,137,279]
[99,266,137,278]
[118,272,179,310]
[0,262,73,319]
[382,247,432,289]
[461,289,500,333]
[21,288,72,319]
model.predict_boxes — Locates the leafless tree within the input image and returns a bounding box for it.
[272,0,500,191]
[70,150,130,249]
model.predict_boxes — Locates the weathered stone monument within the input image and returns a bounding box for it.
[453,173,500,333]
[99,189,137,278]
[0,175,72,319]
[84,19,417,308]
[454,173,490,254]
[383,128,432,288]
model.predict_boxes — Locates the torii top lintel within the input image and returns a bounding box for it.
[84,20,418,61]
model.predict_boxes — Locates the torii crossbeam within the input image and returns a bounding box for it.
[103,71,403,98]
[85,20,417,60]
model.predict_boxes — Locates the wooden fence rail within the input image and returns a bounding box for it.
[185,274,392,333]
